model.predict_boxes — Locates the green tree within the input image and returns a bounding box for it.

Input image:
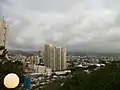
[60,61,120,90]
[0,46,24,90]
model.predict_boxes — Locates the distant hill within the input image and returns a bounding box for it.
[27,51,39,55]
[67,52,87,56]
[68,51,120,56]
[8,50,33,56]
[8,50,120,57]
[8,50,42,56]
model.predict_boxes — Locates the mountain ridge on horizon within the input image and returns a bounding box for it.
[8,50,120,56]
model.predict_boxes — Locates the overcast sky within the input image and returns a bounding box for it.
[1,0,120,53]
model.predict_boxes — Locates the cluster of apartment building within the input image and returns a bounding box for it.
[0,17,67,74]
[44,44,67,71]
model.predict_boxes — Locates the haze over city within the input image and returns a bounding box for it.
[1,0,120,53]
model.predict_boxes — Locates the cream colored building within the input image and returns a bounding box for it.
[44,44,49,67]
[27,56,37,71]
[0,18,8,47]
[44,44,67,71]
[61,48,67,70]
[44,44,56,71]
[49,45,56,71]
[30,56,36,65]
[46,68,52,76]
[35,65,46,73]
[55,47,62,71]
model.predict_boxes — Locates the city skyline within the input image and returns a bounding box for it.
[1,0,120,53]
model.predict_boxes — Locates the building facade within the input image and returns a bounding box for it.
[44,44,67,71]
[44,44,56,70]
[0,18,8,47]
[44,44,49,67]
[55,47,62,71]
[61,48,67,70]
[49,45,56,71]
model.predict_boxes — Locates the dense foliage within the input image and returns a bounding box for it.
[60,61,120,90]
[42,61,120,90]
[0,46,24,90]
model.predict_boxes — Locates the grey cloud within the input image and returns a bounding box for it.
[0,0,7,15]
[114,13,120,27]
[20,0,81,12]
[1,0,120,53]
[41,16,86,44]
[8,18,30,48]
[9,37,39,50]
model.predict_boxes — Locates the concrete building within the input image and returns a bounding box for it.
[34,65,52,75]
[44,44,67,71]
[44,44,50,67]
[61,48,67,70]
[27,55,37,72]
[0,17,8,47]
[36,56,40,65]
[46,68,52,76]
[55,47,62,71]
[30,56,36,65]
[37,51,44,64]
[44,44,56,70]
[49,45,56,71]
[35,65,46,73]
